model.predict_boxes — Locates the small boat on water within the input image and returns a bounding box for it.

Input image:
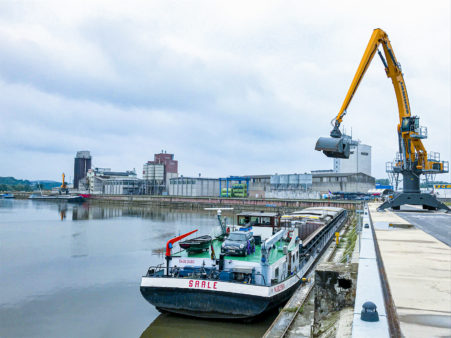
[1,193,15,199]
[140,207,347,319]
[28,193,85,203]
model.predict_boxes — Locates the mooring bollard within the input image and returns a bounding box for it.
[361,301,379,322]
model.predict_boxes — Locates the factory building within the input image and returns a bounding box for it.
[154,151,178,175]
[247,175,271,198]
[169,177,219,197]
[333,142,371,176]
[270,174,312,190]
[312,172,375,194]
[143,163,164,182]
[86,168,141,195]
[74,151,91,189]
[216,174,317,199]
[143,151,178,194]
[265,173,319,199]
[103,177,141,195]
[143,162,165,195]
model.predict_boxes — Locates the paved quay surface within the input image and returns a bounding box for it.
[369,203,451,337]
[394,206,451,246]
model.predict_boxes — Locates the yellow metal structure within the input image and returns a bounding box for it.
[332,28,443,172]
[316,28,449,211]
[59,173,69,195]
[61,173,67,189]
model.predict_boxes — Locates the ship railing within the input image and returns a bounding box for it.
[145,264,165,277]
[146,263,271,285]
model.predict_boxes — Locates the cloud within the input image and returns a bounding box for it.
[0,0,449,182]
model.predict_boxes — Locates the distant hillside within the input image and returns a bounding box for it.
[0,177,61,191]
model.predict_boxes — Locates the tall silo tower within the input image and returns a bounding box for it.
[74,151,92,189]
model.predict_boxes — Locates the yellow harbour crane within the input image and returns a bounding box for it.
[315,28,449,211]
[59,173,69,195]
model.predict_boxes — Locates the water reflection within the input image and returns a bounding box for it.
[70,220,89,258]
[57,202,67,220]
[0,200,276,338]
[68,203,235,222]
[141,312,278,338]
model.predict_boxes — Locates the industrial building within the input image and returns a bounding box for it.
[333,142,371,176]
[247,175,271,198]
[266,173,319,199]
[167,174,318,199]
[270,174,312,190]
[74,151,91,189]
[86,168,141,195]
[312,172,375,194]
[168,177,219,197]
[103,176,141,195]
[143,151,178,194]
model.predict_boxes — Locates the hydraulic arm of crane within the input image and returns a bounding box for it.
[316,28,441,172]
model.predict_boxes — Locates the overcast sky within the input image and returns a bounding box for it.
[0,0,449,182]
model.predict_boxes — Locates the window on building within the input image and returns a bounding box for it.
[361,152,369,156]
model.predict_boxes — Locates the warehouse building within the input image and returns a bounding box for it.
[169,177,220,197]
[266,173,318,199]
[270,173,312,190]
[312,172,375,194]
[103,177,142,195]
[247,175,271,198]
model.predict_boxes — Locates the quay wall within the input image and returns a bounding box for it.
[88,195,363,211]
[9,192,364,211]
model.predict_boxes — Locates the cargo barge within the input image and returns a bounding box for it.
[28,194,85,203]
[140,207,347,319]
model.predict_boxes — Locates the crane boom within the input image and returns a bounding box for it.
[335,29,410,124]
[315,28,449,211]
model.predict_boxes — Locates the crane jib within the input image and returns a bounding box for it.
[377,50,388,69]
[399,81,410,116]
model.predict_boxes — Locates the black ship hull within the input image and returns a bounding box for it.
[140,278,300,320]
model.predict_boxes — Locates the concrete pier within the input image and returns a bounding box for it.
[369,203,451,337]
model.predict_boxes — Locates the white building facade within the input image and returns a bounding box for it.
[169,177,220,197]
[334,142,371,176]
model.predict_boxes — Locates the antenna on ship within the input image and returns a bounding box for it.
[204,208,234,237]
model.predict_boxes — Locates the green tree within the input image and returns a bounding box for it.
[376,178,390,186]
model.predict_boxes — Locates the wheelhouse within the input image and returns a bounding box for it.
[236,212,280,228]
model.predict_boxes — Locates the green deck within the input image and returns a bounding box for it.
[174,238,288,265]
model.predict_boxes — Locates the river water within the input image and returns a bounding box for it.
[0,199,276,338]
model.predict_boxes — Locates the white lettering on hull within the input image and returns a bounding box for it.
[141,272,301,298]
